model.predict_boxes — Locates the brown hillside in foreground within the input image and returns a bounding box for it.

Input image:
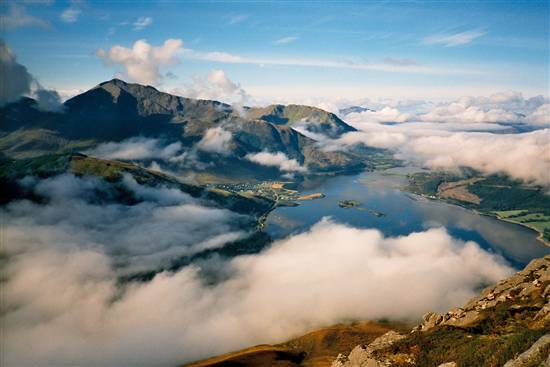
[182,321,408,367]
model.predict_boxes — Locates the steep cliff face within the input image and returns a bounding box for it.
[331,255,550,367]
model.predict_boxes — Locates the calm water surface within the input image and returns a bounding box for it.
[265,167,549,268]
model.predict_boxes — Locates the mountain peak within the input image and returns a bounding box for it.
[95,78,160,97]
[99,78,128,87]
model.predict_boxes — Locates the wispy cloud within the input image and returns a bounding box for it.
[60,7,81,23]
[274,36,299,45]
[133,16,153,30]
[181,48,477,75]
[423,29,486,47]
[227,14,248,25]
[383,57,417,66]
[0,3,49,29]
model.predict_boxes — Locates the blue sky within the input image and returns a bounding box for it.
[2,0,549,100]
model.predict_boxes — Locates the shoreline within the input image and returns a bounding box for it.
[408,192,550,250]
[491,213,550,248]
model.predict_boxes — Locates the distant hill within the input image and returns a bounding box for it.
[0,79,374,178]
[247,104,356,138]
[0,153,274,216]
[339,106,374,116]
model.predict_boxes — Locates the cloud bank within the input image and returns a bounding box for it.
[3,210,512,366]
[327,125,550,185]
[341,91,549,126]
[311,91,550,185]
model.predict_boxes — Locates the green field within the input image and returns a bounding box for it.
[494,210,550,243]
[406,171,550,245]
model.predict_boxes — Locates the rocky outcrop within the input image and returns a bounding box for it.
[331,331,406,367]
[332,255,550,367]
[415,255,550,332]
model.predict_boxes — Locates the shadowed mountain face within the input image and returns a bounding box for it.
[0,79,368,175]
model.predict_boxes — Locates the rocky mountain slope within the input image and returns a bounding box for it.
[181,256,550,367]
[0,79,372,176]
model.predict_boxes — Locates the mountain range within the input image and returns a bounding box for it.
[0,79,382,180]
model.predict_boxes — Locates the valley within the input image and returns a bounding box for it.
[1,79,548,367]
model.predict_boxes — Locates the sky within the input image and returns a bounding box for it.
[1,0,549,102]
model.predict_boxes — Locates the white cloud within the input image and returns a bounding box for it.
[526,103,550,125]
[423,30,486,47]
[400,130,550,185]
[97,39,183,85]
[320,91,550,184]
[339,91,549,126]
[346,106,413,124]
[329,124,550,185]
[173,69,251,106]
[420,102,518,124]
[421,92,549,125]
[87,137,186,162]
[196,127,233,155]
[245,151,306,172]
[60,7,81,23]
[3,212,512,366]
[274,36,299,45]
[133,16,153,30]
[0,3,49,29]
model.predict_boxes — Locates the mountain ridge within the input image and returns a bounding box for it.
[0,79,378,178]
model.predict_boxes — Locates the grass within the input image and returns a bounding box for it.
[387,327,548,367]
[406,171,550,246]
[493,210,550,244]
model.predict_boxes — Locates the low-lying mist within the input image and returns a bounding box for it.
[3,175,513,366]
